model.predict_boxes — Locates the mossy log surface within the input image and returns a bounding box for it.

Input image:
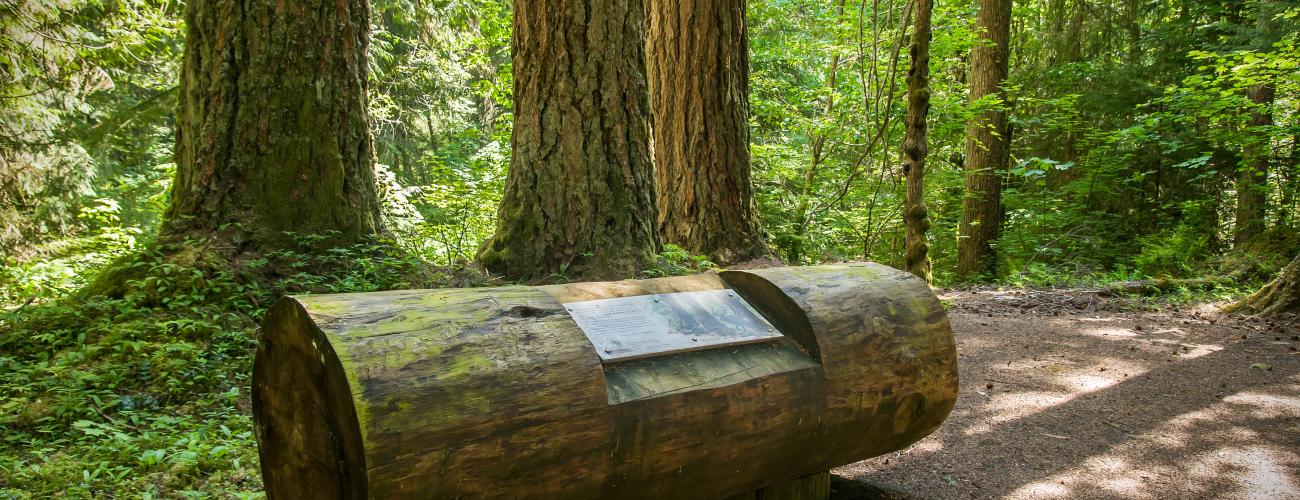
[1225,253,1300,316]
[252,263,958,499]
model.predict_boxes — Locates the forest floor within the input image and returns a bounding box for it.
[831,288,1300,500]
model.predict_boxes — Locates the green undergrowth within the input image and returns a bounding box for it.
[993,246,1294,307]
[0,237,486,498]
[0,238,708,496]
[644,244,721,278]
[2,266,262,497]
[0,232,1285,497]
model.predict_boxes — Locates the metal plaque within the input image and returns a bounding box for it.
[564,289,782,363]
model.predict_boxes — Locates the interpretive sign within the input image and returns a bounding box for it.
[564,289,783,362]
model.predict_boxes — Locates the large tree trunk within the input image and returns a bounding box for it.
[646,0,768,265]
[903,0,934,283]
[1236,0,1280,245]
[1235,82,1274,245]
[160,0,383,257]
[1226,253,1300,316]
[1234,0,1277,245]
[478,0,659,282]
[956,0,1013,281]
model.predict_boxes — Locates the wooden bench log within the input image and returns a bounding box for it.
[252,263,958,499]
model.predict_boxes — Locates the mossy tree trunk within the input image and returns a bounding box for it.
[478,0,659,281]
[956,0,1012,281]
[902,0,933,283]
[646,0,768,265]
[1227,253,1300,316]
[159,0,384,259]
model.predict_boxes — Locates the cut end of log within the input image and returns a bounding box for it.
[252,299,367,499]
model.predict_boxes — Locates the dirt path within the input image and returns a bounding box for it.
[831,289,1300,500]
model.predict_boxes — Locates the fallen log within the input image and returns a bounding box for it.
[1100,276,1239,296]
[252,263,958,499]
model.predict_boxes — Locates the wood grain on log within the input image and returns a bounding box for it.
[253,263,958,499]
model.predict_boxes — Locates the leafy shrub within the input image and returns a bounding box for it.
[1,199,143,307]
[1133,223,1214,278]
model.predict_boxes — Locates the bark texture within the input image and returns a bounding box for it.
[647,0,768,264]
[1235,0,1281,245]
[1226,253,1300,316]
[903,0,934,283]
[479,0,659,281]
[161,0,383,256]
[1235,82,1274,245]
[957,0,1013,281]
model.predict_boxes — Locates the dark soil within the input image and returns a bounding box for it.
[831,289,1300,500]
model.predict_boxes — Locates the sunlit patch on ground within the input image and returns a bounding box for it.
[1005,388,1300,499]
[1082,326,1142,339]
[834,292,1300,499]
[963,391,1074,436]
[961,354,1154,436]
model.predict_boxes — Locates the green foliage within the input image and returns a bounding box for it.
[745,0,1297,284]
[0,227,484,496]
[643,244,721,278]
[368,0,513,265]
[1005,262,1144,289]
[1133,224,1215,278]
[968,0,1299,284]
[748,0,934,266]
[0,0,182,259]
[1,198,142,305]
[0,265,261,496]
[2,0,1299,495]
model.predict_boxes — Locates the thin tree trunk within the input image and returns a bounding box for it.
[902,0,933,283]
[478,0,659,281]
[787,0,847,265]
[1280,124,1298,229]
[159,0,383,257]
[647,0,768,265]
[957,0,1013,281]
[1125,0,1142,68]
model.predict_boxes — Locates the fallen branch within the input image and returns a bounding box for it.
[1101,276,1238,297]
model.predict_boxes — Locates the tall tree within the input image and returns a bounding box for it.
[1236,83,1275,245]
[478,0,659,281]
[159,0,383,257]
[957,0,1013,281]
[903,0,934,282]
[647,0,768,264]
[1235,0,1280,245]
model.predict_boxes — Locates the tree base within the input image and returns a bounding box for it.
[1225,254,1300,317]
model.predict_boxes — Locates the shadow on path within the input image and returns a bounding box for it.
[833,308,1299,499]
